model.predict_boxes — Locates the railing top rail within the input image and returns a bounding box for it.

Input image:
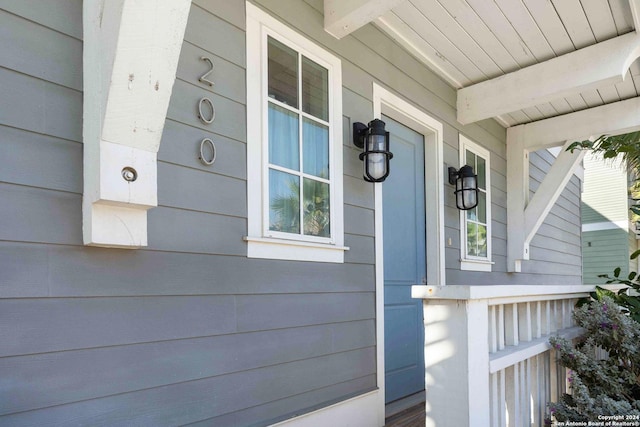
[412,284,595,302]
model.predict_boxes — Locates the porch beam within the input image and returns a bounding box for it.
[83,0,191,247]
[324,0,404,39]
[457,32,640,125]
[512,96,640,151]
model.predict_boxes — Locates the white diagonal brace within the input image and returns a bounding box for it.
[457,32,640,125]
[324,0,405,39]
[524,141,585,248]
[515,96,640,151]
[83,0,191,247]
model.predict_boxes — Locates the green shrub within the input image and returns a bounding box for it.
[547,297,640,423]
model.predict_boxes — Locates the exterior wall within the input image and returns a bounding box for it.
[583,229,630,284]
[0,0,583,425]
[581,153,633,284]
[0,2,375,425]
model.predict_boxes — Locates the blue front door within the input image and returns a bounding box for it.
[382,115,426,404]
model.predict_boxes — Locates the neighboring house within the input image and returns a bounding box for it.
[0,1,638,426]
[582,153,640,284]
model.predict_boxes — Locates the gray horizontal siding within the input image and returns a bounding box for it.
[2,320,374,415]
[0,1,376,425]
[0,0,585,425]
[0,348,375,427]
[583,229,630,284]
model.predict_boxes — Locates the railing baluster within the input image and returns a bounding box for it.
[518,302,532,342]
[505,303,519,346]
[532,301,542,339]
[489,305,498,353]
[498,304,505,350]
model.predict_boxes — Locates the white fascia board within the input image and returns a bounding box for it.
[509,96,640,152]
[457,32,640,125]
[324,0,405,39]
[83,0,191,247]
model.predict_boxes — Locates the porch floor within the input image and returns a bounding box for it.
[384,402,425,427]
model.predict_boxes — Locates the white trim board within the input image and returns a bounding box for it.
[371,82,445,421]
[582,221,629,232]
[269,391,381,427]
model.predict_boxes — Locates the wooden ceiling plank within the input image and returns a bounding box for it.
[609,0,635,33]
[564,94,589,112]
[551,0,597,49]
[579,89,605,108]
[598,85,622,103]
[535,102,559,117]
[629,0,640,31]
[493,0,556,62]
[434,0,520,73]
[392,2,487,83]
[522,106,545,122]
[456,32,640,124]
[581,0,619,42]
[522,0,575,56]
[413,0,503,78]
[615,71,638,99]
[465,0,538,68]
[375,12,472,88]
[323,0,405,39]
[549,99,574,116]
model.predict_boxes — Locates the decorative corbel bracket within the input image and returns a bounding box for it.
[83,0,191,247]
[506,129,585,273]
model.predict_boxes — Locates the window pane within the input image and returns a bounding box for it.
[477,224,488,257]
[269,103,299,170]
[302,56,328,121]
[477,191,486,224]
[466,150,476,169]
[303,178,330,237]
[467,206,477,221]
[477,156,486,189]
[269,169,300,234]
[466,222,478,256]
[303,118,329,178]
[268,37,298,107]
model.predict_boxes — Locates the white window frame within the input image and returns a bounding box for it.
[459,135,493,271]
[245,2,346,263]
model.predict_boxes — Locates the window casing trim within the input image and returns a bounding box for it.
[246,2,345,262]
[458,134,492,271]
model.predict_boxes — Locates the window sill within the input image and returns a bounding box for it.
[244,236,349,263]
[460,259,494,272]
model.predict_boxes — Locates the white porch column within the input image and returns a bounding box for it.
[417,292,490,427]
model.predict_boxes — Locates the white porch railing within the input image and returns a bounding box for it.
[411,285,594,427]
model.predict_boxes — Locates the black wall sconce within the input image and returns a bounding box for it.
[353,119,393,182]
[448,165,478,210]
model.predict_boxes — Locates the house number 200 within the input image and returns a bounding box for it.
[197,56,216,166]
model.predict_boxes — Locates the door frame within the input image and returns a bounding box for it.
[372,83,445,416]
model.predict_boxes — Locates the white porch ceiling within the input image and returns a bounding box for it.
[328,0,640,128]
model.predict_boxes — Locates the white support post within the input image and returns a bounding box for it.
[506,126,530,272]
[422,298,490,427]
[83,0,191,247]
